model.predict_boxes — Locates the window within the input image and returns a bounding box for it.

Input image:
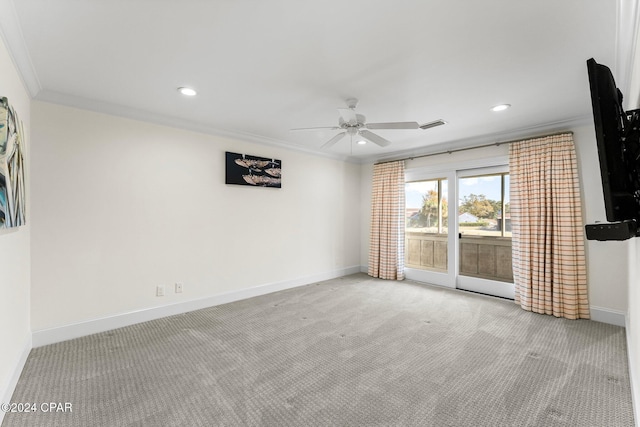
[405,178,449,272]
[458,173,510,237]
[405,179,448,234]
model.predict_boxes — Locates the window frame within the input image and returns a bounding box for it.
[405,177,448,235]
[457,168,510,238]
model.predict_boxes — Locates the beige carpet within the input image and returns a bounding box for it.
[3,274,634,426]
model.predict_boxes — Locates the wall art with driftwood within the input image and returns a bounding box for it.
[225,151,281,188]
[0,97,26,229]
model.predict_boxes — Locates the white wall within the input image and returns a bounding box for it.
[573,124,630,317]
[359,123,629,318]
[627,17,640,422]
[30,101,361,333]
[0,34,31,412]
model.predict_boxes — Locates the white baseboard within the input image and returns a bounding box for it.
[0,335,32,427]
[626,314,639,427]
[32,266,362,348]
[368,267,628,328]
[589,305,627,327]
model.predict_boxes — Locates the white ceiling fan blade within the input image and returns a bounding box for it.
[360,130,391,147]
[338,108,358,125]
[366,121,420,130]
[291,126,341,131]
[321,132,347,149]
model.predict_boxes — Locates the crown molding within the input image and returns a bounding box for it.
[616,0,640,97]
[0,0,619,165]
[360,115,593,165]
[617,0,640,107]
[0,0,41,97]
[0,0,355,164]
[34,89,359,164]
[34,89,594,167]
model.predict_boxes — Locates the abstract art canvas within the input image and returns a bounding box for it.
[0,97,26,229]
[225,152,282,188]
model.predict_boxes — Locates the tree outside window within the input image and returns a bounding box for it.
[458,173,510,237]
[405,179,448,234]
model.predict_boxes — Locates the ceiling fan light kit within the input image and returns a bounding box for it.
[293,98,434,150]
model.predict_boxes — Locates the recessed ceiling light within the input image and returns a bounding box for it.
[178,87,197,96]
[490,104,511,112]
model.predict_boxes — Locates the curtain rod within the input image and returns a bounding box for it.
[374,130,574,165]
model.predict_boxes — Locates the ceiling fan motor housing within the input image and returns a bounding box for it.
[294,98,421,149]
[339,114,366,128]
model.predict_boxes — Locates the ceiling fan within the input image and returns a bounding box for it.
[291,98,422,149]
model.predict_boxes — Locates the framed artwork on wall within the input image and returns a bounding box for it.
[225,151,282,188]
[0,97,26,229]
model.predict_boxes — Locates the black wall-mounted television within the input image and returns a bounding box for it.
[587,58,640,223]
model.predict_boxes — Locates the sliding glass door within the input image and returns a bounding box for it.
[404,163,514,299]
[404,171,455,287]
[456,168,514,299]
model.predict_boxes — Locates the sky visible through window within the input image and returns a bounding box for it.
[406,175,504,209]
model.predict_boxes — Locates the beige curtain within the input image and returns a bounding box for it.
[368,161,405,280]
[510,133,589,319]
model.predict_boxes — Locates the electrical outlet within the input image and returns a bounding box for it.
[175,282,183,293]
[156,285,165,297]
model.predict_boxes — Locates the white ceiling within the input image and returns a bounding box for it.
[0,0,633,162]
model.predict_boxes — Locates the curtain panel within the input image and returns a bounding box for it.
[510,133,589,319]
[368,161,405,280]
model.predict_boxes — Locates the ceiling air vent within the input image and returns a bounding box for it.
[419,119,447,130]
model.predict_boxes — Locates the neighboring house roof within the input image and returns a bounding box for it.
[405,208,419,218]
[459,212,479,222]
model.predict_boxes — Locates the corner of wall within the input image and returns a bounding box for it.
[0,335,32,426]
[0,14,33,425]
